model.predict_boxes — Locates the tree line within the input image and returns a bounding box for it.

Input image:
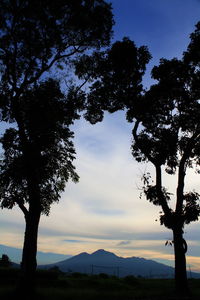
[0,0,200,297]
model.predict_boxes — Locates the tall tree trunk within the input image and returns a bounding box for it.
[22,211,41,284]
[173,227,188,295]
[17,174,41,297]
[17,206,41,298]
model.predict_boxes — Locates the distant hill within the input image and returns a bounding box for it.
[40,249,200,278]
[2,245,200,279]
[0,244,71,265]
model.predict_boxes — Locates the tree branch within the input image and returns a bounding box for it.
[16,200,29,219]
[155,164,172,217]
[14,45,85,98]
[75,76,90,94]
[132,120,172,217]
[26,46,83,85]
[132,120,156,165]
[176,131,200,214]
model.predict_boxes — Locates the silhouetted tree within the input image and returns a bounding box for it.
[78,26,200,294]
[0,0,113,294]
[0,79,83,291]
[0,254,11,268]
[131,24,200,293]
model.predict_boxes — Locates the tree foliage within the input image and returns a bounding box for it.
[0,79,82,215]
[0,0,113,98]
[132,52,200,230]
[75,37,151,123]
[0,254,11,268]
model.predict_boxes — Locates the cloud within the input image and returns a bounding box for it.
[89,208,125,216]
[117,240,132,246]
[63,239,84,243]
[1,111,200,271]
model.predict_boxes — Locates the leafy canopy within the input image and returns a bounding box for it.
[74,37,151,123]
[132,22,200,229]
[0,0,113,93]
[0,79,82,215]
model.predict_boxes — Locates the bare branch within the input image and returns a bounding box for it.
[75,76,90,93]
[16,200,29,219]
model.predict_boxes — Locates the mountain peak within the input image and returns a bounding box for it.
[91,249,117,257]
[76,251,89,258]
[92,249,106,254]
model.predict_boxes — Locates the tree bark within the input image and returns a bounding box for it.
[17,206,41,298]
[22,213,40,280]
[173,227,189,295]
[17,170,41,298]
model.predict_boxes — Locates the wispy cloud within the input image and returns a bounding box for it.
[63,239,84,243]
[117,240,132,246]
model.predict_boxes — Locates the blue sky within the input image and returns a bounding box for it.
[1,0,200,271]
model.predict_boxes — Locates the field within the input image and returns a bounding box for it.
[0,268,200,299]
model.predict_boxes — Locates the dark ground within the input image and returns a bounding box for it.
[0,268,200,299]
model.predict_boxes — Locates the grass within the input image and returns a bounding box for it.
[0,268,200,299]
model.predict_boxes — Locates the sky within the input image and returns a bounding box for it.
[1,0,200,272]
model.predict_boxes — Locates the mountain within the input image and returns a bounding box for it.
[0,244,72,265]
[2,245,199,279]
[40,249,200,278]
